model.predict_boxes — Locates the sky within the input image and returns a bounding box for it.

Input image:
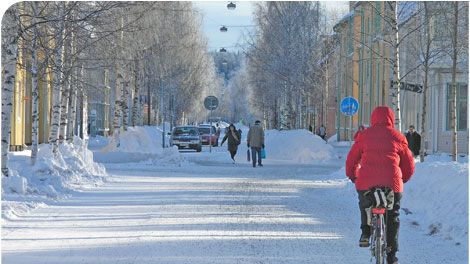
[193,1,349,52]
[193,1,256,53]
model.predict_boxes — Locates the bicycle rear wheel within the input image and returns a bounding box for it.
[374,214,386,264]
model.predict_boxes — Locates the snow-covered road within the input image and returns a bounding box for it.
[2,148,466,263]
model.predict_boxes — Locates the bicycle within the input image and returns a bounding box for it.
[366,187,394,264]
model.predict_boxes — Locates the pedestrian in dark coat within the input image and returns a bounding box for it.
[354,125,366,140]
[221,124,241,163]
[405,125,421,157]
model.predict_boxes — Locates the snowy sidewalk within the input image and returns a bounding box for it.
[2,155,467,263]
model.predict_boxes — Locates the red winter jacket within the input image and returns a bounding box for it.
[346,106,415,193]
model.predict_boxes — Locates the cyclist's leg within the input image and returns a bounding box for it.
[357,190,372,236]
[386,192,402,259]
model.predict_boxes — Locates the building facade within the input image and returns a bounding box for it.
[334,1,468,154]
[399,2,468,154]
[334,2,392,140]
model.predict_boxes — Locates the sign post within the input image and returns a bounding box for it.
[340,97,359,145]
[204,96,219,153]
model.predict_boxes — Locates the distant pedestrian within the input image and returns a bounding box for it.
[318,125,326,140]
[354,125,366,140]
[405,125,421,157]
[309,125,313,133]
[247,120,265,167]
[221,124,241,163]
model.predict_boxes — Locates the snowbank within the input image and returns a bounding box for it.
[2,137,106,219]
[264,129,336,163]
[95,126,185,166]
[403,159,468,245]
[327,134,337,143]
[88,135,109,150]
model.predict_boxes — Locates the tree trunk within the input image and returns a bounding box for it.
[66,65,79,143]
[82,89,89,143]
[419,2,431,162]
[48,2,66,154]
[132,58,141,127]
[31,2,40,165]
[59,29,73,143]
[112,69,122,147]
[1,6,19,176]
[391,1,402,132]
[121,70,129,131]
[450,2,459,161]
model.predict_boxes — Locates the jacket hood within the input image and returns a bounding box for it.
[371,106,395,127]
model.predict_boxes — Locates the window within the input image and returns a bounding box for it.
[432,3,452,40]
[347,16,354,54]
[446,83,468,131]
[374,2,382,33]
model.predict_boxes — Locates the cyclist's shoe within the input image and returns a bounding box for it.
[359,233,370,247]
[387,253,398,264]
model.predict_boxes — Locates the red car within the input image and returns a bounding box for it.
[198,125,220,146]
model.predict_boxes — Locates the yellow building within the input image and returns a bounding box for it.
[10,36,53,151]
[334,2,392,140]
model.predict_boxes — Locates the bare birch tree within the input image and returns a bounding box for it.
[30,1,40,164]
[48,2,67,154]
[449,1,459,161]
[1,5,20,176]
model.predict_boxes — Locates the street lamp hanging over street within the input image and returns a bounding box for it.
[220,26,228,32]
[219,48,227,52]
[227,2,236,10]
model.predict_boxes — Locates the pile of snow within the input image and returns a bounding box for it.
[2,136,106,219]
[88,135,109,150]
[95,126,185,166]
[327,134,337,143]
[264,129,336,163]
[403,158,468,245]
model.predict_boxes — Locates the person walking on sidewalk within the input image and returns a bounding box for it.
[405,125,421,157]
[354,124,366,140]
[247,120,265,167]
[220,124,241,163]
[318,124,326,140]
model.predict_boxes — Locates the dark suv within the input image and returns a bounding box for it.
[170,126,202,152]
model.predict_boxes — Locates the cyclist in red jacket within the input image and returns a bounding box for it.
[346,106,415,264]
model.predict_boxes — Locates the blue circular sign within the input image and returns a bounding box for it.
[340,97,359,116]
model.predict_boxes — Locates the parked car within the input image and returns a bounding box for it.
[198,125,220,146]
[170,126,202,152]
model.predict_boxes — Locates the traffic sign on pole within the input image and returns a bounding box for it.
[340,97,359,116]
[340,97,359,145]
[204,96,219,111]
[204,96,218,153]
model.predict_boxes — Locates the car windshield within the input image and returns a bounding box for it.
[174,127,198,136]
[198,127,211,134]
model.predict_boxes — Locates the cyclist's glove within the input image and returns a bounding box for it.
[350,177,356,183]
